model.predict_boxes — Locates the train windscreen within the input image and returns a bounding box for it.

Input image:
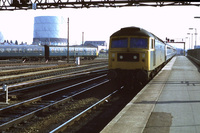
[111,38,128,48]
[130,38,148,49]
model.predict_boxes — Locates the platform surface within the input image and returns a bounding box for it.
[101,56,200,133]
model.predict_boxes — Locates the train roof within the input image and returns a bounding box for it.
[0,44,43,48]
[48,45,97,48]
[166,43,176,49]
[111,26,155,37]
[111,26,166,44]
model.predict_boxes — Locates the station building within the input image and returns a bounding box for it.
[83,41,107,53]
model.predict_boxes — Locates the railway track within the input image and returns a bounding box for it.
[0,62,108,89]
[0,59,107,68]
[0,64,70,76]
[0,59,125,132]
[0,59,107,75]
[0,61,64,67]
[0,74,111,132]
[0,68,107,105]
[50,89,118,133]
[0,66,143,133]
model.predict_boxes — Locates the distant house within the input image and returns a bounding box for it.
[84,41,107,53]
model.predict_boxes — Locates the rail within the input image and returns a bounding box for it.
[0,62,108,87]
[0,74,108,130]
[50,89,118,133]
[0,68,108,97]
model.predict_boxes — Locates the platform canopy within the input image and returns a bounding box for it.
[1,0,200,11]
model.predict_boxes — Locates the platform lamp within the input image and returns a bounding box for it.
[67,17,69,63]
[194,16,200,19]
[189,28,197,49]
[194,16,200,48]
[187,33,193,49]
[186,37,190,50]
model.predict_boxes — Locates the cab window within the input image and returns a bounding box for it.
[111,38,128,48]
[130,38,148,49]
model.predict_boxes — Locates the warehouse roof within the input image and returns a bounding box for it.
[84,41,107,47]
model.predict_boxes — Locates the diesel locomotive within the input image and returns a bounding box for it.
[108,26,176,85]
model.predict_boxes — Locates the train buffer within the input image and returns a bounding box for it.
[101,56,200,133]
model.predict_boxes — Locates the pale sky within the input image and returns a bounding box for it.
[0,6,200,49]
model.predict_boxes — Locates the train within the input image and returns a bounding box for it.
[0,44,98,61]
[108,26,176,86]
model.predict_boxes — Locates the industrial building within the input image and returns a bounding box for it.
[33,16,68,45]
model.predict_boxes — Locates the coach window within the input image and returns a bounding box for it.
[12,48,18,53]
[19,48,22,53]
[55,48,59,53]
[6,48,11,53]
[27,48,33,53]
[33,48,38,53]
[51,48,54,53]
[0,48,4,53]
[39,48,42,53]
[60,48,64,53]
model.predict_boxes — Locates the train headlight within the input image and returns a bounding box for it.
[120,55,123,59]
[133,56,137,60]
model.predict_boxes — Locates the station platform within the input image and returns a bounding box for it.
[101,56,200,133]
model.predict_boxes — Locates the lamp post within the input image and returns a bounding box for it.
[82,32,84,46]
[67,18,69,63]
[189,28,197,49]
[186,37,190,50]
[187,33,193,49]
[194,16,200,48]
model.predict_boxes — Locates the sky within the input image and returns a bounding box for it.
[0,6,200,49]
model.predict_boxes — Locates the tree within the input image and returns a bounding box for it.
[15,40,18,45]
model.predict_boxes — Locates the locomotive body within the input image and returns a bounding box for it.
[108,27,176,85]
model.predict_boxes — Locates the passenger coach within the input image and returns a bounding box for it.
[0,44,98,61]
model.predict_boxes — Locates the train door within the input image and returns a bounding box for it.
[44,45,49,60]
